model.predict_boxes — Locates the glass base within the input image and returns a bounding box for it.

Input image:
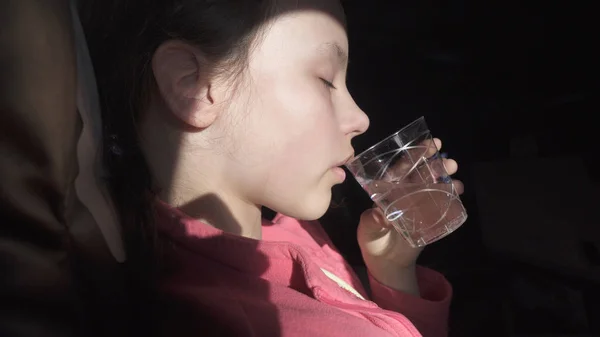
[398,213,468,248]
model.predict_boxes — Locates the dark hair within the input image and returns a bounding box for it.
[79,0,276,329]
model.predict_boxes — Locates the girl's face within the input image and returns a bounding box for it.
[151,0,370,222]
[222,5,369,220]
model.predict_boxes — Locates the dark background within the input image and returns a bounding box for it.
[320,1,598,336]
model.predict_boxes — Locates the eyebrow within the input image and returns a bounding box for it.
[318,42,348,67]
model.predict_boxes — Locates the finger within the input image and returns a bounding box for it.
[360,207,392,231]
[453,179,464,195]
[443,158,458,175]
[422,138,442,158]
[433,138,442,152]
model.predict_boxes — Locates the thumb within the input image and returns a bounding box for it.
[358,207,392,236]
[357,207,397,257]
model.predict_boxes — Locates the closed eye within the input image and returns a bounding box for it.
[320,78,337,90]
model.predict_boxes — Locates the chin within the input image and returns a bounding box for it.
[275,189,332,221]
[294,207,328,221]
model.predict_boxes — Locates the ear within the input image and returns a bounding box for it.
[151,40,218,129]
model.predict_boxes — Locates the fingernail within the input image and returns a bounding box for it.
[372,207,386,223]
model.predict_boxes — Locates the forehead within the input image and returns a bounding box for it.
[251,10,349,67]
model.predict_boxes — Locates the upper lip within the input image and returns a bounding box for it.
[335,152,355,167]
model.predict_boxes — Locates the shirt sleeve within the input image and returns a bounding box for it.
[368,266,452,337]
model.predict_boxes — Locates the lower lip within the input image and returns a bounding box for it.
[331,167,346,182]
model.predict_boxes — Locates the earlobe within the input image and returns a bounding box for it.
[188,84,218,129]
[151,40,218,129]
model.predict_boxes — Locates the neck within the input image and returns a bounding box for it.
[140,105,263,239]
[165,189,263,239]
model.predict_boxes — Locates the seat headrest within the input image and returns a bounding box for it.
[71,0,125,262]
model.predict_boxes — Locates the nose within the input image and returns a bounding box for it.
[339,92,370,139]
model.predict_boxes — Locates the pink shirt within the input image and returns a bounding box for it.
[156,203,452,337]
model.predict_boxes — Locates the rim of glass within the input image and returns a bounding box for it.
[346,116,427,166]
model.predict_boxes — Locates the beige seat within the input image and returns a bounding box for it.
[0,1,129,336]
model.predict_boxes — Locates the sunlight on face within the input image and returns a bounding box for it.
[219,5,370,220]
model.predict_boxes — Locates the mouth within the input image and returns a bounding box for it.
[335,152,355,168]
[330,153,354,183]
[330,166,347,182]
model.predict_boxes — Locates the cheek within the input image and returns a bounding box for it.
[271,81,338,165]
[232,76,342,216]
[240,72,341,187]
[270,102,339,212]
